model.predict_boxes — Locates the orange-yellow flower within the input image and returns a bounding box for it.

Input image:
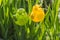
[30,4,45,22]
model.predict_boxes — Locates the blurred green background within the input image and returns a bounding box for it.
[0,0,60,40]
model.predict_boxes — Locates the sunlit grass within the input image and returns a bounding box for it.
[0,0,60,40]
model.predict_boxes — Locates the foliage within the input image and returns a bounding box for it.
[0,0,60,40]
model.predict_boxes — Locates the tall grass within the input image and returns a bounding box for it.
[0,0,60,40]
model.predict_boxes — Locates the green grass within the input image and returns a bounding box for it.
[0,0,60,40]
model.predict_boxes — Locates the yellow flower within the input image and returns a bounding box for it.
[30,4,45,22]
